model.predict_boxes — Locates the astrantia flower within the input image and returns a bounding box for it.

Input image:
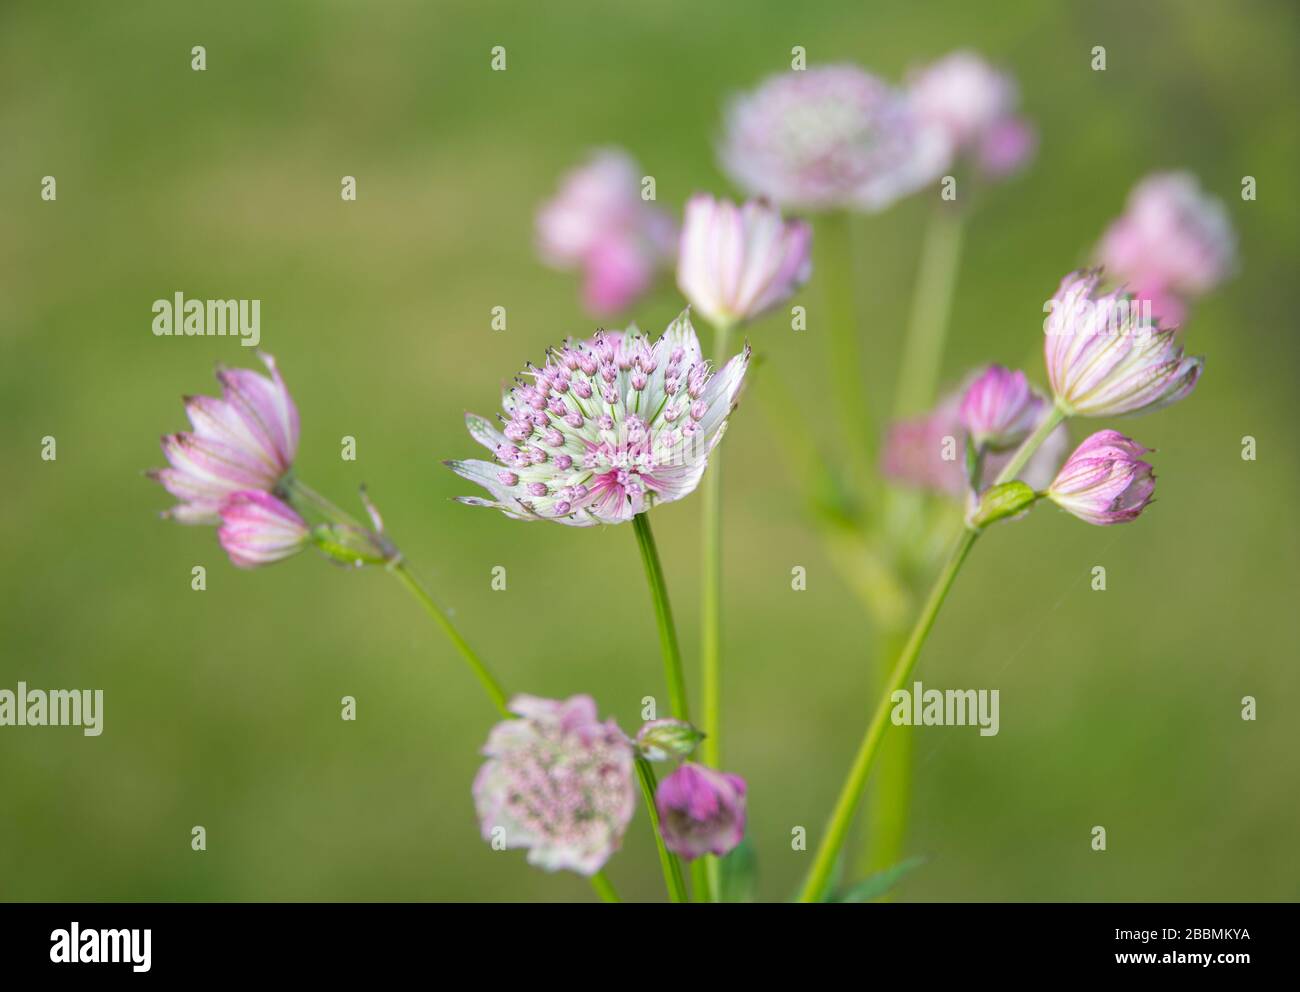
[1047,430,1156,526]
[908,50,1036,178]
[217,491,311,568]
[149,352,299,523]
[1098,172,1236,303]
[720,65,949,212]
[883,379,1067,496]
[1044,269,1204,417]
[472,694,636,876]
[677,194,812,329]
[536,148,678,317]
[655,762,747,861]
[448,310,750,525]
[959,364,1042,450]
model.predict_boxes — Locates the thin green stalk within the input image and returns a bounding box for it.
[820,211,872,476]
[589,871,621,903]
[636,757,689,903]
[631,513,689,721]
[994,404,1067,486]
[390,560,510,718]
[893,206,965,419]
[798,528,979,903]
[860,626,912,882]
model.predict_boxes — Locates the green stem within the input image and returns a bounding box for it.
[389,560,510,718]
[636,758,689,903]
[860,626,912,883]
[632,513,689,722]
[798,528,979,903]
[589,871,621,903]
[893,206,965,419]
[993,404,1067,486]
[820,211,872,476]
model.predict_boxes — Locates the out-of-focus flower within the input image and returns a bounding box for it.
[536,149,678,317]
[677,194,812,329]
[1044,269,1203,417]
[149,352,299,524]
[720,65,949,213]
[217,491,311,569]
[472,694,636,876]
[882,379,1068,496]
[907,50,1036,178]
[1097,172,1236,321]
[655,762,747,861]
[959,365,1041,450]
[447,310,750,525]
[1047,430,1156,525]
[635,718,704,762]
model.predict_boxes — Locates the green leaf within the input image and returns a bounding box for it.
[835,856,926,903]
[717,838,758,903]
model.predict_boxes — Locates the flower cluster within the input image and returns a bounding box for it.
[1097,172,1236,325]
[537,149,678,317]
[448,311,750,525]
[473,695,636,876]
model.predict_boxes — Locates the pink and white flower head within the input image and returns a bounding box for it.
[536,148,678,317]
[907,50,1036,179]
[1047,430,1156,526]
[1098,172,1236,304]
[720,65,949,213]
[150,352,299,524]
[677,194,812,329]
[959,365,1042,450]
[472,694,636,876]
[655,762,747,861]
[1044,269,1204,418]
[448,310,750,525]
[217,491,311,569]
[883,379,1067,496]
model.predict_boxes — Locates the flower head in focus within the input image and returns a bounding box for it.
[448,310,750,525]
[472,694,636,876]
[677,194,812,329]
[536,149,678,317]
[720,65,949,212]
[1097,171,1236,325]
[1047,430,1156,525]
[149,352,299,524]
[656,762,747,861]
[959,364,1041,450]
[217,491,311,568]
[907,50,1036,179]
[1045,269,1204,417]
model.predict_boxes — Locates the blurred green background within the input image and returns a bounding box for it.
[2,0,1297,902]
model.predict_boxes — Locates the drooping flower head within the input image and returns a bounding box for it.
[1047,430,1156,526]
[720,65,949,213]
[1044,269,1204,417]
[536,148,678,317]
[1098,172,1236,317]
[655,762,747,861]
[149,351,299,523]
[959,364,1041,450]
[883,376,1068,497]
[472,694,636,876]
[217,491,311,568]
[448,310,750,525]
[677,194,812,330]
[907,50,1036,179]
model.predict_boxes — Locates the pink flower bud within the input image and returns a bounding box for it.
[216,491,310,569]
[1047,430,1156,525]
[656,762,747,861]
